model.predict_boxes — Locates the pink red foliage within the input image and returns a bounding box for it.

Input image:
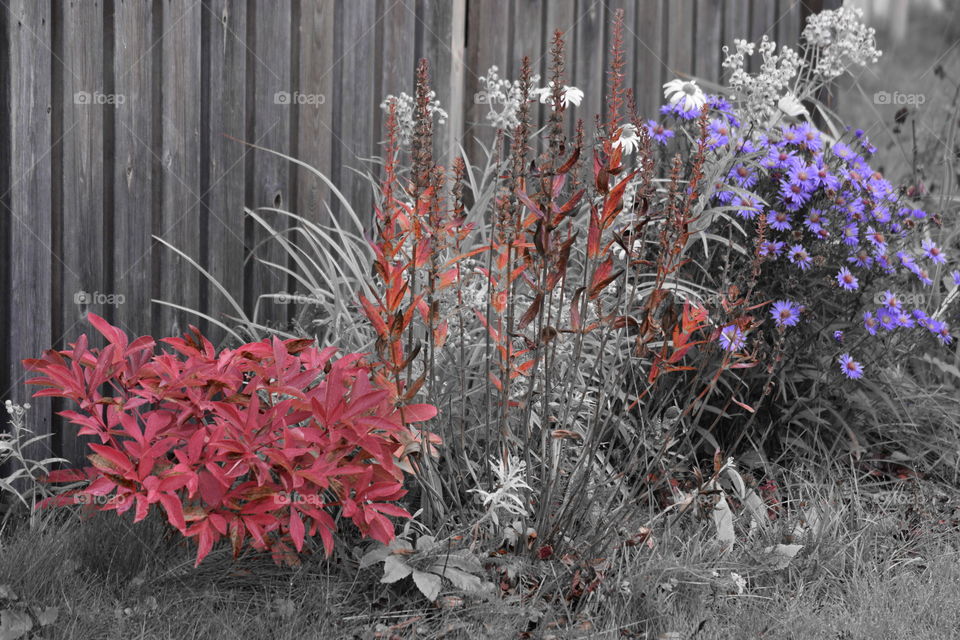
[24,314,437,566]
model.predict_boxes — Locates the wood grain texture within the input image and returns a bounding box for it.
[334,1,376,228]
[296,0,335,224]
[464,0,510,160]
[203,0,247,343]
[158,0,202,337]
[634,0,665,119]
[666,0,693,78]
[113,0,156,342]
[59,0,105,463]
[5,0,53,459]
[574,0,604,134]
[246,0,291,322]
[695,0,723,81]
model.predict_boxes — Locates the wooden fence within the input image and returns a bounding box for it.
[0,0,833,463]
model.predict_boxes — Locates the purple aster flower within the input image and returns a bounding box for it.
[733,137,756,154]
[767,210,793,231]
[813,156,840,191]
[863,311,878,336]
[707,119,731,149]
[770,300,801,327]
[758,240,785,258]
[848,249,874,269]
[729,164,758,189]
[707,95,740,127]
[795,122,823,152]
[733,193,762,220]
[877,307,898,331]
[842,223,859,246]
[838,353,864,379]
[718,324,746,352]
[713,186,736,204]
[911,208,928,220]
[936,322,953,345]
[865,227,887,253]
[927,319,953,345]
[875,252,895,274]
[645,120,674,144]
[951,270,960,287]
[879,290,902,310]
[896,251,916,270]
[834,330,844,342]
[836,267,859,291]
[832,142,856,162]
[896,310,915,328]
[914,267,933,287]
[788,164,818,190]
[761,146,798,171]
[804,209,828,233]
[788,244,813,270]
[844,197,867,221]
[922,239,947,264]
[871,205,891,224]
[780,180,813,207]
[780,125,801,145]
[912,309,930,327]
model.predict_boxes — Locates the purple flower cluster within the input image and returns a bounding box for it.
[660,93,958,379]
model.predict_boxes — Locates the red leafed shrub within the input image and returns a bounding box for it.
[24,314,438,566]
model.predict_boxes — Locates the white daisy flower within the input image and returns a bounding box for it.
[535,83,584,109]
[613,123,641,155]
[561,85,584,108]
[663,78,707,114]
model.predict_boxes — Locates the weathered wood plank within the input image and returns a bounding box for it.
[574,0,604,133]
[334,1,376,226]
[695,0,723,82]
[748,0,776,72]
[113,0,155,342]
[296,0,335,226]
[381,0,416,109]
[464,0,510,159]
[417,0,459,164]
[667,0,693,79]
[158,0,202,337]
[59,0,105,463]
[777,0,802,50]
[634,0,665,119]
[246,0,292,322]
[5,0,53,459]
[721,0,749,83]
[203,0,247,344]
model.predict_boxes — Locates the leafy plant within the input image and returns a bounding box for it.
[360,533,493,602]
[0,401,66,531]
[24,313,438,566]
